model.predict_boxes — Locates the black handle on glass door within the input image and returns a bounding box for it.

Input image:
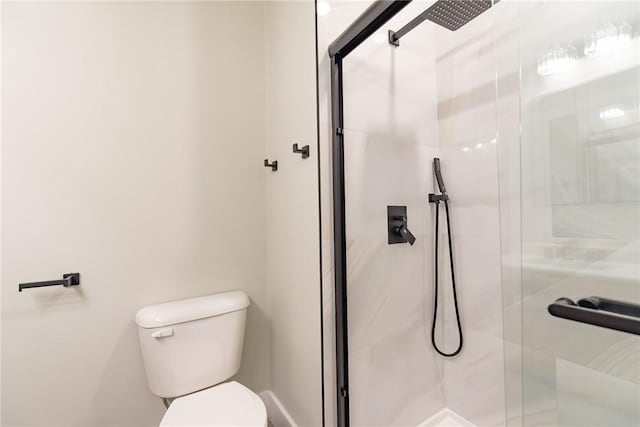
[548,296,640,336]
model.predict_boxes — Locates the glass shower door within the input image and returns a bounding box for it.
[518,2,640,426]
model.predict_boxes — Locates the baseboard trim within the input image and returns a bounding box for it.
[259,390,298,427]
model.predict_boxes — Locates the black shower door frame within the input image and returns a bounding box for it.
[327,1,412,426]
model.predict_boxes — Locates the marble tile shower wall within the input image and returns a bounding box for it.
[433,9,507,427]
[318,2,507,426]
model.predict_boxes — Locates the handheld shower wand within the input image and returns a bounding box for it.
[428,158,463,357]
[433,158,447,195]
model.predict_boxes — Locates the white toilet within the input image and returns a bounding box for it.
[135,290,267,427]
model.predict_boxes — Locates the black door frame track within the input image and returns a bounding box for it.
[327,2,412,426]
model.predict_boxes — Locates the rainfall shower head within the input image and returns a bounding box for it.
[424,0,493,31]
[388,0,498,46]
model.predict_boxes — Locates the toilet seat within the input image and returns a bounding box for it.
[159,381,267,427]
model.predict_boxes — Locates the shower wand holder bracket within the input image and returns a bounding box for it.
[428,193,448,204]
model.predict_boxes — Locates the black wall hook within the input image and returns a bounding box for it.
[292,143,310,159]
[264,159,278,171]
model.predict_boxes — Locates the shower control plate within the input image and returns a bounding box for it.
[387,205,408,244]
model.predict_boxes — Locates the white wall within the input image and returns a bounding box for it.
[264,2,323,427]
[1,3,271,426]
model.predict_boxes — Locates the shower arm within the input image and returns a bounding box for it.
[388,7,428,46]
[389,0,497,47]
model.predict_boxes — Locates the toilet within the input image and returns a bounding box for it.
[135,290,267,427]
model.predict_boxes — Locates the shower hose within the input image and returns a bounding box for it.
[431,198,463,357]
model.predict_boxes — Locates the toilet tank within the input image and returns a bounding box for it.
[135,290,250,398]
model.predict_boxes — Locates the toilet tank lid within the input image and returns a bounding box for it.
[135,290,250,328]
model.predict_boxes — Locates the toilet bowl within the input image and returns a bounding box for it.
[160,382,267,427]
[135,291,266,426]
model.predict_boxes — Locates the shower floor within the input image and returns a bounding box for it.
[419,408,476,427]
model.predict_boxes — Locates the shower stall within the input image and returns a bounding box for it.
[317,0,640,426]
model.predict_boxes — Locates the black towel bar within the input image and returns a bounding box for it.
[19,273,80,292]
